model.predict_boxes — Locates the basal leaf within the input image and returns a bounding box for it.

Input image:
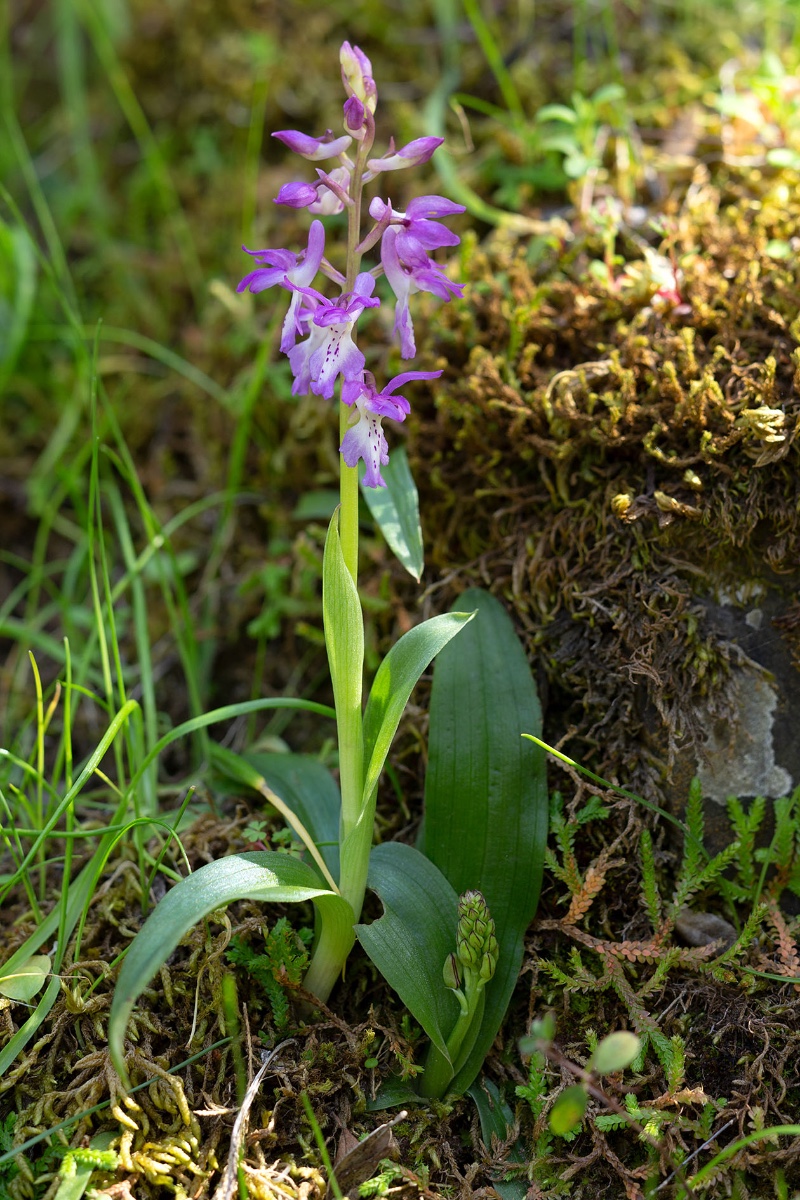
[359,447,424,580]
[249,752,342,880]
[467,1079,528,1200]
[423,589,548,1093]
[366,1077,421,1111]
[355,842,460,1061]
[109,852,354,1087]
[210,744,341,884]
[53,1132,117,1200]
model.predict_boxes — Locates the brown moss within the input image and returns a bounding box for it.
[411,171,800,795]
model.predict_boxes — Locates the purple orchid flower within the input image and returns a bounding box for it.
[288,273,380,399]
[369,195,464,261]
[340,369,442,488]
[309,166,352,215]
[274,181,320,208]
[237,220,326,353]
[380,226,464,358]
[366,136,443,173]
[275,166,353,214]
[272,129,352,160]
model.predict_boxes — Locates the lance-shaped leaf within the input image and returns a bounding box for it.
[468,1079,528,1200]
[360,447,424,580]
[109,852,354,1087]
[422,588,548,1094]
[339,610,473,925]
[355,841,460,1063]
[210,745,342,883]
[361,610,473,811]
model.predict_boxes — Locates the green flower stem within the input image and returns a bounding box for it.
[338,438,359,582]
[338,789,375,922]
[303,134,372,1001]
[300,902,356,1004]
[419,973,482,1098]
[338,135,370,583]
[336,133,367,836]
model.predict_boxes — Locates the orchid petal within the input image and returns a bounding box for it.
[275,181,319,208]
[405,195,466,219]
[273,129,352,160]
[340,409,389,488]
[367,136,443,172]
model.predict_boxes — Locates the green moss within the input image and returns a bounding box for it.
[411,169,800,788]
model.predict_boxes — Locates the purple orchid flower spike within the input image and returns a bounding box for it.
[288,273,380,399]
[237,220,326,353]
[366,136,443,174]
[340,369,442,488]
[273,129,353,160]
[381,226,465,358]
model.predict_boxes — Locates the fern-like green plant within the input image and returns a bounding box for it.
[226,918,312,1030]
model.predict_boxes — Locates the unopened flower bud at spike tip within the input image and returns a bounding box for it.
[455,891,497,981]
[340,41,377,113]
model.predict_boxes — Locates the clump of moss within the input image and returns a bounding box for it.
[412,168,800,792]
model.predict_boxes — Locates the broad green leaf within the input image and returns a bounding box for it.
[210,744,341,887]
[549,1085,588,1135]
[359,447,424,580]
[362,611,473,812]
[423,588,548,1094]
[109,852,354,1087]
[322,509,363,834]
[591,1031,640,1075]
[467,1079,527,1200]
[292,489,339,521]
[0,954,51,1002]
[340,610,472,930]
[355,842,460,1062]
[247,751,341,881]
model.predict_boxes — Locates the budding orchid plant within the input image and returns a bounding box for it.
[109,44,547,1105]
